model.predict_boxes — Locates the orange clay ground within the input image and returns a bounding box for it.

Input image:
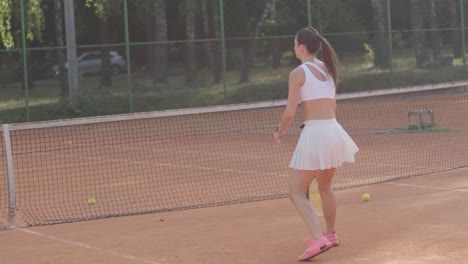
[1,167,467,264]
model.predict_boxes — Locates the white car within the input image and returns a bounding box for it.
[52,51,125,77]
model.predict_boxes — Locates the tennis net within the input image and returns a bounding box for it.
[1,82,467,228]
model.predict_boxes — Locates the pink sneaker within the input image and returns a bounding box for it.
[324,231,340,246]
[297,236,332,261]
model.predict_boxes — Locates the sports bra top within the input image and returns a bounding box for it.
[299,61,335,102]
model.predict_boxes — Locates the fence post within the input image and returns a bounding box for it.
[386,0,394,86]
[3,125,16,228]
[19,0,30,122]
[123,0,133,112]
[219,0,227,99]
[461,0,466,70]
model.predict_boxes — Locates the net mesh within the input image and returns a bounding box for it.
[2,86,468,227]
[0,130,8,230]
[336,87,468,187]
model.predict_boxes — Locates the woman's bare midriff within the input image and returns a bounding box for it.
[301,98,336,120]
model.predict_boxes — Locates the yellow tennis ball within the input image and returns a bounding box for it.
[88,197,96,205]
[362,193,371,202]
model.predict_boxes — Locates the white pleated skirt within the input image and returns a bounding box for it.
[289,118,359,171]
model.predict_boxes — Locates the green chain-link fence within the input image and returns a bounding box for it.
[0,0,466,123]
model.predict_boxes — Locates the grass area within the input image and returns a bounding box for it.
[1,51,468,124]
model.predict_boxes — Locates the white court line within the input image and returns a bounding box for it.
[121,143,427,172]
[124,144,272,160]
[386,182,468,192]
[358,161,426,170]
[16,228,162,264]
[96,155,290,178]
[28,146,429,181]
[39,151,291,179]
[119,140,430,171]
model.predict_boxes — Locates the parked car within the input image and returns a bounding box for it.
[52,51,125,77]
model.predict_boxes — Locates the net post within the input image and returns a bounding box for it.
[3,124,16,228]
[307,0,312,27]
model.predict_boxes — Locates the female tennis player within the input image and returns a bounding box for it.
[273,26,358,261]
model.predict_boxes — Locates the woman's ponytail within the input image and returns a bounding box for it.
[320,36,340,85]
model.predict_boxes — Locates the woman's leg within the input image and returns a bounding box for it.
[315,168,337,233]
[289,169,322,240]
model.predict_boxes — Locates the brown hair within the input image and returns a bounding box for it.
[296,26,340,85]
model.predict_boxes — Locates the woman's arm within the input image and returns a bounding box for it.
[274,67,304,143]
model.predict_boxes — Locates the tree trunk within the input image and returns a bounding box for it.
[429,0,441,60]
[54,0,68,97]
[450,0,462,58]
[410,0,430,67]
[153,0,168,88]
[372,0,390,68]
[270,0,281,69]
[185,0,197,86]
[201,0,217,83]
[240,0,273,83]
[210,0,222,83]
[99,19,112,89]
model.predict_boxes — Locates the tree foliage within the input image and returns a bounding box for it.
[0,0,464,83]
[85,0,122,20]
[0,0,13,48]
[0,0,45,49]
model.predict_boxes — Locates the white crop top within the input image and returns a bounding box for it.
[299,61,335,102]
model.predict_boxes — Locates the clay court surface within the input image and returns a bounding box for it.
[1,167,467,264]
[1,89,466,226]
[1,89,467,263]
